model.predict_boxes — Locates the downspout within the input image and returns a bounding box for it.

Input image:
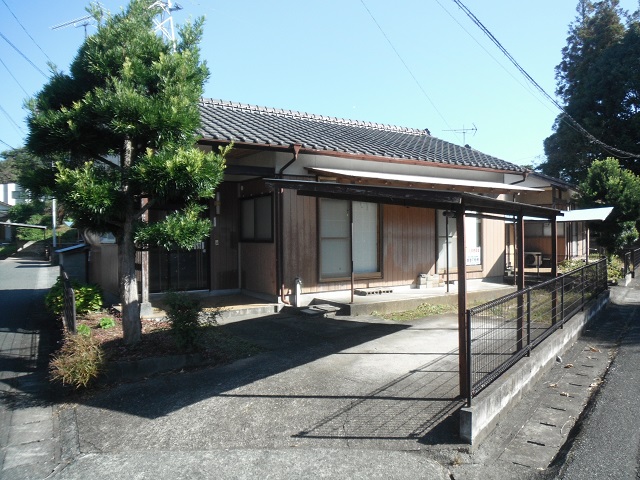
[278,144,302,305]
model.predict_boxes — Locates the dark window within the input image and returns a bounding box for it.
[240,195,273,242]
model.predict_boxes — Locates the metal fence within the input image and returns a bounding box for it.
[60,267,77,334]
[466,258,607,404]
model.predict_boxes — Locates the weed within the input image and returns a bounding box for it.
[99,317,116,329]
[49,332,104,389]
[76,323,91,336]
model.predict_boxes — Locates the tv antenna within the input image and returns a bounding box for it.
[51,14,95,38]
[149,0,183,51]
[444,123,477,145]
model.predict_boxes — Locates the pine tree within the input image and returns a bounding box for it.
[26,0,227,344]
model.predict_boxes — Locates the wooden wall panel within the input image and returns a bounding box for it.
[240,242,276,294]
[481,218,505,278]
[382,205,436,287]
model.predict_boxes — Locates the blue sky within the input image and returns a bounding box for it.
[1,0,639,166]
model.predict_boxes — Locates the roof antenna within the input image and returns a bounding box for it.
[149,0,183,51]
[444,123,477,146]
[51,13,96,39]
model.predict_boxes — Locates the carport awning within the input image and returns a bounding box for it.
[307,167,544,194]
[266,178,561,219]
[523,206,613,223]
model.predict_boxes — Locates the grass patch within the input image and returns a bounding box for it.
[375,302,457,322]
[0,243,17,259]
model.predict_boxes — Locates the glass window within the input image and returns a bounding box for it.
[240,195,273,242]
[319,199,379,279]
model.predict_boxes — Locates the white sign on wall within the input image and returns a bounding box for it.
[466,247,481,266]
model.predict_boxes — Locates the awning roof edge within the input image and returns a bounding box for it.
[266,179,561,219]
[307,166,544,193]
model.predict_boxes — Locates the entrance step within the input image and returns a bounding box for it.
[354,287,393,296]
[300,304,341,317]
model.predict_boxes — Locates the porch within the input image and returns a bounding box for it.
[140,278,517,321]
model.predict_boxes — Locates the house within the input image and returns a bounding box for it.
[113,99,569,306]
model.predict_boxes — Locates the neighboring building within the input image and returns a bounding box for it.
[0,183,25,206]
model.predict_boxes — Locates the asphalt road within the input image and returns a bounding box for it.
[0,255,60,479]
[554,283,640,480]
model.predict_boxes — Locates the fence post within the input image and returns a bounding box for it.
[466,309,472,407]
[526,288,531,357]
[581,266,585,311]
[560,274,565,327]
[61,267,77,334]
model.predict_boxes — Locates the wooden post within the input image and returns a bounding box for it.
[457,208,469,399]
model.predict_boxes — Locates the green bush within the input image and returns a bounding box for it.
[164,292,218,351]
[49,332,104,389]
[45,277,103,315]
[607,255,623,281]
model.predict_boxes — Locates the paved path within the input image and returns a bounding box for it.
[2,255,638,479]
[0,256,59,479]
[554,282,640,479]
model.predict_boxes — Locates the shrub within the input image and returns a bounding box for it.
[607,255,623,281]
[45,277,103,315]
[164,292,218,351]
[49,332,104,389]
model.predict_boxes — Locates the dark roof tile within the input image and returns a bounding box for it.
[198,99,525,173]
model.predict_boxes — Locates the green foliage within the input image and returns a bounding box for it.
[0,151,18,183]
[607,255,624,281]
[540,1,639,183]
[49,332,104,389]
[26,0,228,345]
[579,158,640,253]
[45,277,103,315]
[1,148,56,197]
[99,317,116,329]
[135,203,212,250]
[8,201,46,224]
[76,323,91,336]
[164,291,218,351]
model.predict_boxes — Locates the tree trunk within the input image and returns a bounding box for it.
[120,137,141,345]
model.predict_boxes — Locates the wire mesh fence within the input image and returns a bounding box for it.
[466,258,607,403]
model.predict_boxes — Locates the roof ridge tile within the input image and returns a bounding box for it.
[200,98,428,136]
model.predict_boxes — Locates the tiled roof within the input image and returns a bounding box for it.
[198,99,526,173]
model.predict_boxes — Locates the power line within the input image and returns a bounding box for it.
[0,30,48,78]
[0,138,15,150]
[0,103,24,135]
[434,0,555,116]
[450,0,640,160]
[0,57,29,96]
[358,0,461,143]
[1,0,52,64]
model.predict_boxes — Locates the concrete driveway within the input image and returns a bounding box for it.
[54,313,465,479]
